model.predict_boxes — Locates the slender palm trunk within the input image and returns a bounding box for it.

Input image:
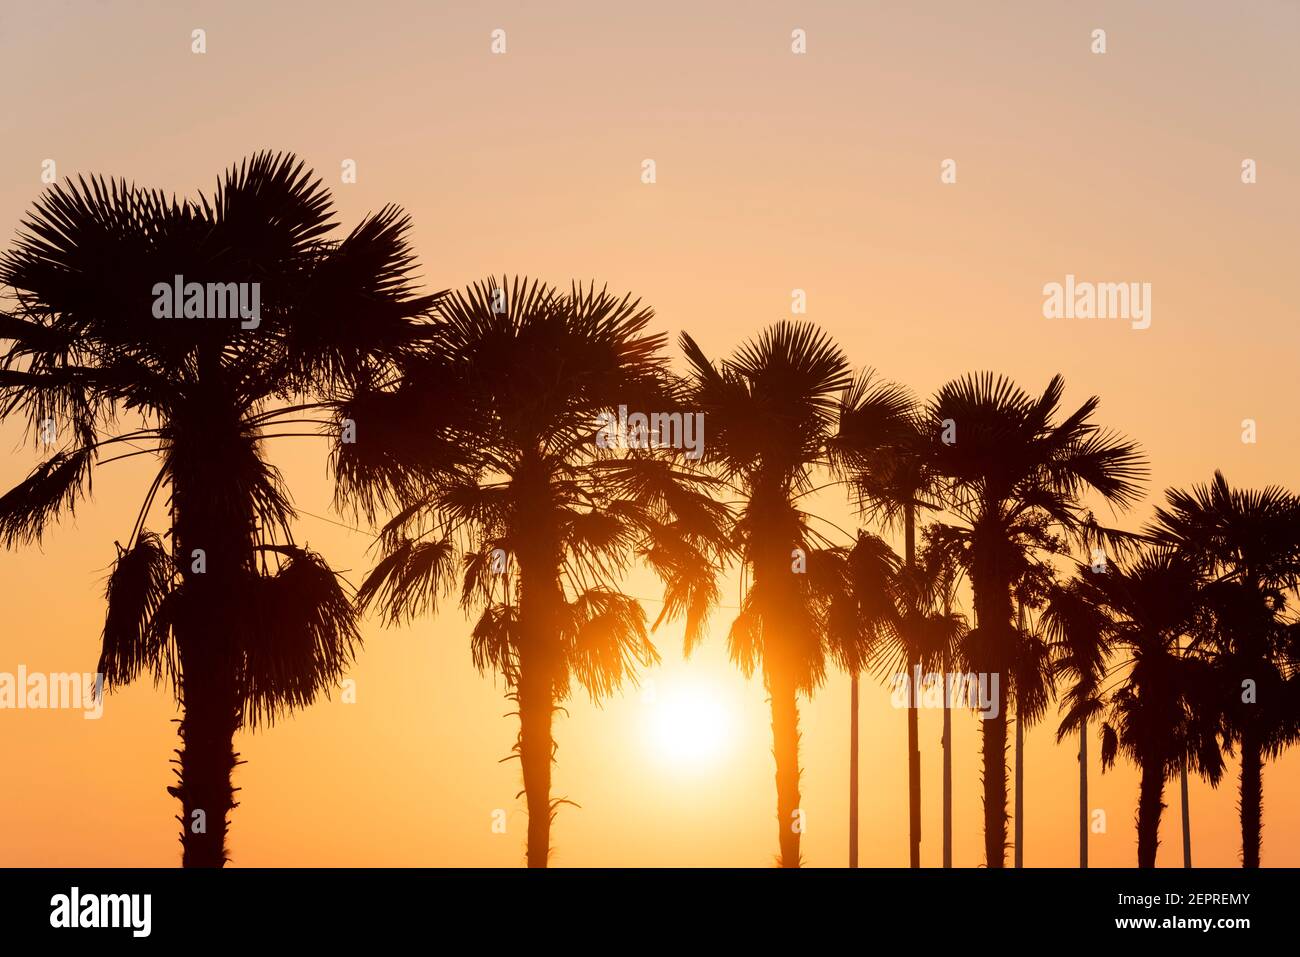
[1239,731,1262,868]
[972,568,1011,868]
[1013,603,1025,868]
[1079,720,1088,869]
[515,466,561,868]
[849,673,859,868]
[1137,758,1166,868]
[904,503,920,868]
[981,699,1009,867]
[1175,635,1191,868]
[1013,605,1024,868]
[770,670,802,867]
[517,647,554,868]
[1014,707,1024,867]
[942,651,953,869]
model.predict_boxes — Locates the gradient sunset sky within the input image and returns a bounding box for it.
[1,1,1298,866]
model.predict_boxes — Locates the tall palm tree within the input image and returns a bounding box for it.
[833,528,906,865]
[1009,580,1056,868]
[922,373,1146,867]
[338,277,727,867]
[1042,570,1115,868]
[1095,549,1225,866]
[917,522,972,867]
[0,152,425,865]
[833,381,936,867]
[680,322,873,866]
[858,527,967,866]
[1148,473,1300,867]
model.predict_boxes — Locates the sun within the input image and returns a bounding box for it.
[645,681,733,767]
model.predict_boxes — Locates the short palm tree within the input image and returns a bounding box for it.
[1042,569,1115,868]
[338,277,727,867]
[1096,549,1225,867]
[680,321,871,866]
[1008,571,1057,867]
[922,373,1146,867]
[0,152,427,865]
[1148,472,1300,867]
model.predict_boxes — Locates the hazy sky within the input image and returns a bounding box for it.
[1,1,1297,866]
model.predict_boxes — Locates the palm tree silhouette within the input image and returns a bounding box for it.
[830,529,905,865]
[1148,473,1300,867]
[679,322,870,866]
[922,373,1146,867]
[1042,569,1116,868]
[0,152,429,865]
[337,277,726,867]
[832,380,936,867]
[1095,549,1225,866]
[1008,578,1056,867]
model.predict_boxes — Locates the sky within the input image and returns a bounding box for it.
[0,0,1298,866]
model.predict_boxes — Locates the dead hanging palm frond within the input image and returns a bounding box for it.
[645,521,722,653]
[239,544,362,728]
[471,603,521,685]
[98,530,177,690]
[1011,626,1056,728]
[356,535,458,626]
[560,589,656,701]
[0,445,95,546]
[1100,720,1120,771]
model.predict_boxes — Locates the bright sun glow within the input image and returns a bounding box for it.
[646,682,733,767]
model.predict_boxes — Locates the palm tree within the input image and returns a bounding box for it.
[1009,577,1056,868]
[915,523,972,867]
[833,381,936,867]
[922,373,1146,867]
[680,322,874,866]
[1042,570,1115,868]
[1148,473,1300,867]
[0,152,426,865]
[338,277,727,867]
[833,529,906,865]
[1096,549,1225,866]
[857,527,967,866]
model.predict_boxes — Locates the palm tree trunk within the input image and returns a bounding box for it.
[1136,758,1166,868]
[849,673,859,868]
[1014,602,1025,868]
[516,533,559,869]
[170,622,240,866]
[981,705,1009,867]
[172,657,240,867]
[1079,720,1088,869]
[1239,731,1262,868]
[1180,757,1192,867]
[942,654,953,869]
[970,562,1011,867]
[517,651,554,868]
[1014,708,1024,867]
[904,503,920,868]
[770,670,802,867]
[170,436,249,868]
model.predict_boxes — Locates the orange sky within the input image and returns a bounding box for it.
[1,1,1298,867]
